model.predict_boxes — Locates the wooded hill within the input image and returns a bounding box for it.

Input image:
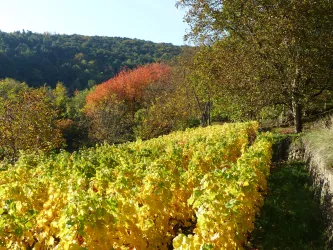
[0,30,182,90]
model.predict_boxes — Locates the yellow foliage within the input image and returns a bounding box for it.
[0,122,272,249]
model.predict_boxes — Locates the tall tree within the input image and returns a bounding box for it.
[173,47,218,127]
[177,0,333,132]
[134,60,201,139]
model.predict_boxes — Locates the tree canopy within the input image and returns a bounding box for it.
[85,63,172,143]
[0,79,64,160]
[177,0,333,132]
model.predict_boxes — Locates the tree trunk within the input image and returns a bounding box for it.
[200,101,211,127]
[292,102,302,133]
[291,63,302,133]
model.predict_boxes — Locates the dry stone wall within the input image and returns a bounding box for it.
[302,140,333,249]
[275,136,333,248]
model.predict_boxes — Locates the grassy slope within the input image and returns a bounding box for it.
[304,128,333,168]
[247,162,326,250]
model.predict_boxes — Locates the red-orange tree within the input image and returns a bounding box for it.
[85,63,171,143]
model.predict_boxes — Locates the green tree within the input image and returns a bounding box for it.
[177,0,333,132]
[51,82,70,117]
[0,78,28,99]
[179,47,224,126]
[134,64,200,139]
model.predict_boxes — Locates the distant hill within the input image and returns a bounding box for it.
[0,30,182,90]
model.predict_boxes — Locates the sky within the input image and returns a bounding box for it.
[0,0,189,45]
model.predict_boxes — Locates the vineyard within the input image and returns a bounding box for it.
[0,122,272,250]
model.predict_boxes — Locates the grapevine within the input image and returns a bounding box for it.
[0,122,272,249]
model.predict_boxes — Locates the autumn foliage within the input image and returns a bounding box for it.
[0,86,64,160]
[85,63,170,112]
[84,63,171,143]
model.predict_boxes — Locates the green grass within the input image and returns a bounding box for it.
[304,128,333,168]
[246,162,326,250]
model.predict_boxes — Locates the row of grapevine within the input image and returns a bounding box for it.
[173,133,272,249]
[0,122,272,249]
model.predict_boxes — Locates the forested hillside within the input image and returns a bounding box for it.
[0,30,182,90]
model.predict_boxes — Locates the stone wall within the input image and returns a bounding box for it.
[272,137,333,249]
[279,137,333,248]
[270,135,305,163]
[288,137,305,161]
[302,140,333,249]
